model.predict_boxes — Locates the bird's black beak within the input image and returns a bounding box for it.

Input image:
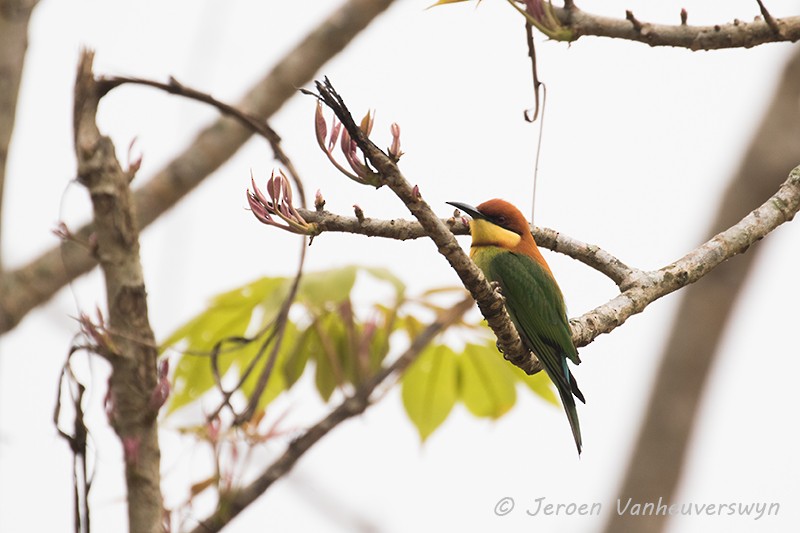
[446,201,487,221]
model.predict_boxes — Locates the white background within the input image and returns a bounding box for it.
[1,1,798,532]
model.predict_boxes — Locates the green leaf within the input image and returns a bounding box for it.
[161,276,292,415]
[310,313,346,401]
[402,344,458,441]
[398,313,425,339]
[367,306,397,372]
[517,366,559,407]
[161,266,424,416]
[297,266,358,310]
[161,276,290,352]
[362,266,406,300]
[335,300,362,385]
[282,326,313,387]
[458,343,517,418]
[165,307,254,415]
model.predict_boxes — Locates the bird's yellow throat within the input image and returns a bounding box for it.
[468,218,522,249]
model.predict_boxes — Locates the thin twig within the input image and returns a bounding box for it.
[755,0,782,36]
[99,75,308,204]
[233,237,307,426]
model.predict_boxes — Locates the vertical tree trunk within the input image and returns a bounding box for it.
[74,51,164,533]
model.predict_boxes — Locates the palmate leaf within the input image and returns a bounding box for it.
[297,266,358,311]
[360,266,406,300]
[161,276,290,352]
[367,305,396,372]
[282,326,314,388]
[400,336,561,440]
[311,312,346,402]
[163,277,290,414]
[516,366,559,406]
[401,344,458,442]
[458,342,517,419]
[162,266,407,415]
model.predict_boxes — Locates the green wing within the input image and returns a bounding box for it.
[474,246,584,453]
[477,247,581,395]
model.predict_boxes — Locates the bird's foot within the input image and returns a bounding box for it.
[489,281,505,304]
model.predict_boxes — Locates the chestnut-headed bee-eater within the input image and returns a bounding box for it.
[447,199,585,454]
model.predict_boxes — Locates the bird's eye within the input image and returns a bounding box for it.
[496,215,507,225]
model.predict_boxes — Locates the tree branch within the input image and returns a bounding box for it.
[74,49,163,533]
[0,0,398,335]
[295,207,636,287]
[309,78,540,374]
[190,297,474,533]
[569,164,800,347]
[0,0,39,270]
[554,3,800,50]
[294,161,800,349]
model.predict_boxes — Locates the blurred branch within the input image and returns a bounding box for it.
[552,2,800,50]
[0,0,40,269]
[604,44,800,533]
[0,0,397,334]
[73,49,163,533]
[190,297,474,533]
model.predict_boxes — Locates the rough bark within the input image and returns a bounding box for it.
[74,50,164,533]
[555,4,800,50]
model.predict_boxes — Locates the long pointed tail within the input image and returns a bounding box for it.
[557,384,582,455]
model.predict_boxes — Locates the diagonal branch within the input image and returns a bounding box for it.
[569,165,800,347]
[309,78,540,374]
[0,0,398,335]
[288,167,800,350]
[190,297,474,533]
[302,78,800,361]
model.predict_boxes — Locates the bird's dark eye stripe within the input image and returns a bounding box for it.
[490,214,521,234]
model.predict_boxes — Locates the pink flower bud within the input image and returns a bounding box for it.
[389,122,403,160]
